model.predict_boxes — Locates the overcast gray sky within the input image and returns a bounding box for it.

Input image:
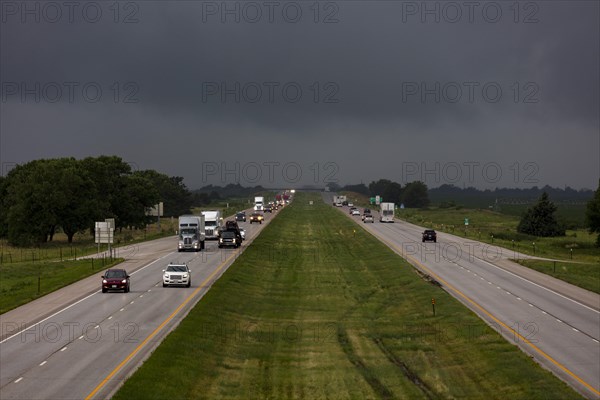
[1,0,598,190]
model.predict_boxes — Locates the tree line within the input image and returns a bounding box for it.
[0,156,194,245]
[331,178,600,244]
[329,179,431,208]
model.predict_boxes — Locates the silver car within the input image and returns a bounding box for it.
[163,263,191,287]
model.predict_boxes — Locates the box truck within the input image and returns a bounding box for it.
[178,215,205,252]
[201,210,222,239]
[379,202,395,223]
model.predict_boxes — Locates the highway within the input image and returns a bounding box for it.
[328,195,600,398]
[0,209,276,400]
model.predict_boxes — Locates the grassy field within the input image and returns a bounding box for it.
[0,257,123,314]
[114,192,580,399]
[0,219,174,265]
[514,259,600,294]
[397,207,599,263]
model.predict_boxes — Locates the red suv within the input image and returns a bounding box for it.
[102,269,130,293]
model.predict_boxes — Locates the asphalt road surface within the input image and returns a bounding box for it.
[0,208,277,400]
[328,195,599,398]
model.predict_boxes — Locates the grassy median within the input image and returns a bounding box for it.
[115,192,580,399]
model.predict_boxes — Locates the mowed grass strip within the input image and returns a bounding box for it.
[114,192,580,399]
[0,258,123,314]
[515,259,600,294]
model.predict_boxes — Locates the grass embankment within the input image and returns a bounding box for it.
[514,259,600,294]
[0,258,123,314]
[115,192,580,399]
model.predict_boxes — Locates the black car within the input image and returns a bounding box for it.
[264,205,272,213]
[235,212,246,222]
[102,269,130,293]
[221,220,243,242]
[422,230,437,243]
[218,231,241,248]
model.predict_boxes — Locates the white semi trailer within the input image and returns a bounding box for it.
[201,210,223,239]
[254,196,264,211]
[379,202,395,223]
[178,215,205,252]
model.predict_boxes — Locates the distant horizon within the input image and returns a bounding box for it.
[192,182,597,193]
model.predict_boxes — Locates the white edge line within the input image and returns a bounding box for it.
[14,377,23,383]
[366,216,599,315]
[1,253,172,344]
[476,257,600,314]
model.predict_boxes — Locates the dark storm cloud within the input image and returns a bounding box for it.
[1,1,598,189]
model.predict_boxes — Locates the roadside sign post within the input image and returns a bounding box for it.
[95,222,114,259]
[432,298,436,316]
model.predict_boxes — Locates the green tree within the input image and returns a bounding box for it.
[383,182,403,205]
[3,156,163,245]
[136,170,193,217]
[54,158,101,243]
[0,175,8,237]
[585,179,600,246]
[402,181,430,208]
[517,192,565,237]
[80,155,133,220]
[5,160,63,244]
[369,179,393,197]
[112,173,160,230]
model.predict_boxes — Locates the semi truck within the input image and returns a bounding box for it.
[178,215,205,252]
[254,196,264,211]
[201,210,222,239]
[379,202,395,223]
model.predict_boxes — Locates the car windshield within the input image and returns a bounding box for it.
[167,265,188,272]
[105,270,125,278]
[222,232,235,238]
[205,221,217,226]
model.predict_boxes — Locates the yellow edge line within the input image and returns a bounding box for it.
[85,252,237,400]
[376,233,600,397]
